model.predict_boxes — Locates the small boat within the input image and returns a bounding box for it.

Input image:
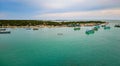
[0,31,11,34]
[92,27,98,31]
[85,30,95,35]
[26,28,31,30]
[95,25,100,29]
[104,26,111,29]
[0,28,6,31]
[74,27,80,30]
[114,25,120,27]
[57,33,63,35]
[33,28,39,30]
[101,25,106,27]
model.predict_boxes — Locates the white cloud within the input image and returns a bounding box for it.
[1,0,120,20]
[22,0,120,9]
[40,0,84,9]
[34,8,120,20]
[15,0,84,9]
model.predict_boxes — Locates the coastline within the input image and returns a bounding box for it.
[0,20,107,28]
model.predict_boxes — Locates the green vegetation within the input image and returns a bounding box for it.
[0,20,106,26]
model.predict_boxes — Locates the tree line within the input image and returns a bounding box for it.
[0,20,106,26]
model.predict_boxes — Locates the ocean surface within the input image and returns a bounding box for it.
[0,20,120,66]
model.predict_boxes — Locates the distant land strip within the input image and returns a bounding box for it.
[0,20,106,28]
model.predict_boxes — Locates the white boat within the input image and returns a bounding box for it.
[0,28,6,31]
[0,31,11,34]
[0,28,11,34]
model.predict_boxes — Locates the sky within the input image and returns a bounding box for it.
[0,0,120,20]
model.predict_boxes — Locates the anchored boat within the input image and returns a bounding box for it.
[0,29,11,34]
[85,30,95,35]
[0,28,6,31]
[74,27,80,30]
[0,31,11,34]
[104,26,111,29]
[92,27,98,31]
[114,25,120,28]
[95,25,100,29]
[33,28,39,30]
[57,33,63,35]
[26,28,31,30]
[101,25,106,27]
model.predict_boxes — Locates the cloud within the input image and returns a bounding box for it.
[2,0,120,10]
[40,0,84,9]
[34,8,120,20]
[0,0,120,20]
[28,0,120,9]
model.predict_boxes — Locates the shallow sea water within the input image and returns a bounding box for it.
[0,21,120,66]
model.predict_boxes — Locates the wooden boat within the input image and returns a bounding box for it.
[92,27,98,31]
[114,25,120,27]
[101,25,106,27]
[26,28,31,30]
[33,28,39,30]
[104,26,111,29]
[85,30,95,35]
[95,25,100,29]
[0,31,11,34]
[74,27,80,30]
[57,33,63,35]
[0,28,6,31]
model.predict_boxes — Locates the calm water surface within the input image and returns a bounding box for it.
[0,21,120,66]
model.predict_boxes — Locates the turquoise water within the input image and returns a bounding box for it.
[0,21,120,66]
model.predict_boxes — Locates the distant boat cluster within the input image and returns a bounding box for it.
[85,24,111,35]
[1,21,120,35]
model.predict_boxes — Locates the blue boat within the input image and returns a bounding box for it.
[104,26,111,29]
[74,27,80,30]
[26,28,31,30]
[85,30,95,35]
[101,25,106,27]
[0,31,11,34]
[93,27,98,31]
[95,25,100,29]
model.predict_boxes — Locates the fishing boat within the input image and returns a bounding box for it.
[92,27,98,31]
[95,25,100,29]
[57,33,63,35]
[85,30,95,35]
[33,28,39,30]
[101,25,106,27]
[0,31,11,34]
[114,25,120,27]
[0,28,6,31]
[74,27,80,30]
[26,28,31,30]
[104,26,111,29]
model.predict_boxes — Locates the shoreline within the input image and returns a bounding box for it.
[0,20,107,28]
